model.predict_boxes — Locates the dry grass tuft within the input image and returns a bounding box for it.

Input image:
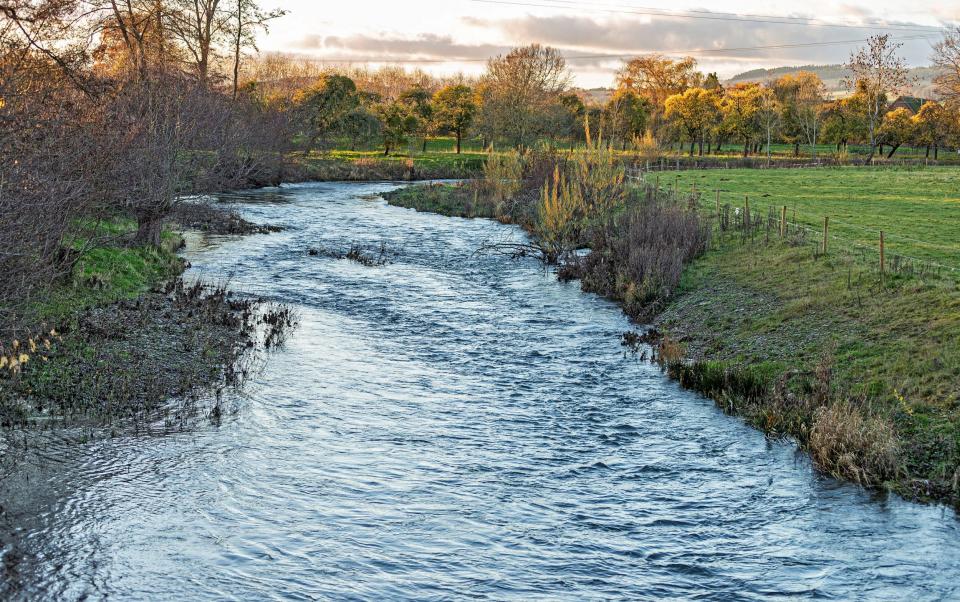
[809,402,899,487]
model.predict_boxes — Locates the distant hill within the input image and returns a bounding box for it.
[575,87,613,106]
[726,64,941,98]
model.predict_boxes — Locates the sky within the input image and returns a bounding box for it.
[256,1,958,87]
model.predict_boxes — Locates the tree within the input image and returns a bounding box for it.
[478,44,570,149]
[664,87,719,156]
[375,99,418,156]
[400,85,433,152]
[616,54,701,132]
[226,0,285,99]
[703,72,722,92]
[912,101,951,159]
[720,84,765,157]
[432,84,476,154]
[933,27,960,107]
[603,88,649,150]
[821,90,869,152]
[90,0,181,79]
[616,54,700,107]
[844,34,912,162]
[877,107,914,158]
[553,92,586,147]
[341,106,381,150]
[293,74,360,153]
[168,0,226,84]
[756,86,780,164]
[774,71,826,157]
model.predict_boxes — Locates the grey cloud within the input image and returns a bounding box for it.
[288,10,940,84]
[466,13,938,65]
[294,32,510,61]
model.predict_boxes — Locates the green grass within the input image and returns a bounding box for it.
[321,148,487,170]
[383,165,960,502]
[662,166,960,269]
[32,220,184,327]
[652,169,960,501]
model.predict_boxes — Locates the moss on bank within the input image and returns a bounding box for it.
[385,178,960,507]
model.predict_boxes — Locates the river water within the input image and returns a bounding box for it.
[1,182,959,600]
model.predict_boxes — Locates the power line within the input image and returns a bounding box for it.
[470,0,946,33]
[305,33,937,65]
[555,0,946,31]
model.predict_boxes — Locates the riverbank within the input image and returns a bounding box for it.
[384,173,960,508]
[0,208,292,435]
[283,151,484,183]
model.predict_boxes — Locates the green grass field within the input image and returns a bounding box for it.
[661,167,960,270]
[649,167,960,500]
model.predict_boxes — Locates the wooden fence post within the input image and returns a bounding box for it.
[655,174,660,193]
[822,216,829,254]
[880,231,886,282]
[780,206,787,237]
[715,189,721,219]
[744,195,750,230]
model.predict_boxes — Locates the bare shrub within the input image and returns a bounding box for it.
[579,189,710,319]
[0,51,99,333]
[809,402,899,487]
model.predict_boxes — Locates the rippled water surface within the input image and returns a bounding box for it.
[2,182,960,600]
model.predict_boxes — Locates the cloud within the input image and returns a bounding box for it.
[285,9,941,85]
[294,32,511,62]
[473,13,935,62]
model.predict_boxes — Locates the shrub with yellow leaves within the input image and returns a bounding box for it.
[536,165,585,262]
[0,328,62,378]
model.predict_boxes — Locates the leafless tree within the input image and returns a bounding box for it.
[933,27,960,108]
[478,44,571,150]
[844,35,912,163]
[167,0,225,83]
[225,0,284,99]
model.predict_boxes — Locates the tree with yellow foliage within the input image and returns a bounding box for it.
[664,88,720,156]
[877,107,915,158]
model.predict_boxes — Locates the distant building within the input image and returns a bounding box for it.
[888,96,933,115]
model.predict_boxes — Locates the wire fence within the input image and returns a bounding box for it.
[625,154,959,173]
[627,173,960,286]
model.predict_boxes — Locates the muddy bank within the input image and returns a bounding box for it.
[0,279,296,433]
[172,201,284,235]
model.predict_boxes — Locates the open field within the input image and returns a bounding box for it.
[662,166,960,269]
[648,168,960,501]
[659,216,960,502]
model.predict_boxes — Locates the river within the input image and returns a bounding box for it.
[1,182,959,600]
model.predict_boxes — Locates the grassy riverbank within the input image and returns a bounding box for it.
[386,167,960,506]
[0,210,290,431]
[287,150,484,182]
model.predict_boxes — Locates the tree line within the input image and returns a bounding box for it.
[262,32,960,162]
